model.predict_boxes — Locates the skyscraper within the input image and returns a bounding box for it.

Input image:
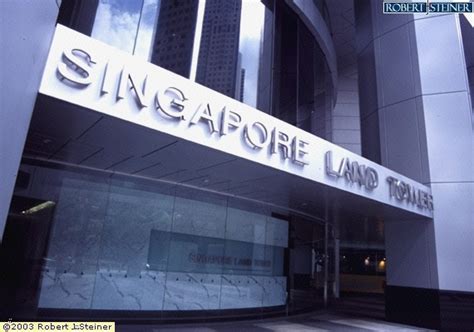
[1,1,473,330]
[151,0,199,78]
[196,0,242,97]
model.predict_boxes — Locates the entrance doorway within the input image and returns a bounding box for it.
[285,214,335,313]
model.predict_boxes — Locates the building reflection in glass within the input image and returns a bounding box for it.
[92,0,160,58]
[90,0,267,108]
[87,0,334,136]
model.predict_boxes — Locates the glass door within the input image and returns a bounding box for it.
[286,215,326,313]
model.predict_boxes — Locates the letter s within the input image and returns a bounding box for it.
[57,47,96,86]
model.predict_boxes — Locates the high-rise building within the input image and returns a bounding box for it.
[150,0,199,77]
[195,0,242,97]
[1,0,473,330]
[238,68,245,102]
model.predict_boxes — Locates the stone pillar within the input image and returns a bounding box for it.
[0,1,59,242]
[355,1,474,330]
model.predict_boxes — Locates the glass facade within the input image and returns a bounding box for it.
[0,161,332,319]
[63,0,334,131]
[2,0,474,329]
[0,0,337,321]
[89,0,268,109]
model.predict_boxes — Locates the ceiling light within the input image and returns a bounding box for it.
[21,201,56,215]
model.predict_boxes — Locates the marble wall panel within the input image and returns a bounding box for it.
[91,270,166,310]
[262,276,287,307]
[99,184,174,273]
[225,207,267,245]
[45,178,109,274]
[265,217,289,248]
[172,197,227,239]
[36,173,289,312]
[163,272,221,310]
[219,275,266,309]
[38,271,95,309]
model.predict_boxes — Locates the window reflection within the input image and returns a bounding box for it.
[91,0,268,110]
[134,0,161,60]
[92,0,144,54]
[195,0,243,99]
[194,0,266,107]
[92,0,160,60]
[88,0,334,132]
[237,0,265,107]
[151,0,200,77]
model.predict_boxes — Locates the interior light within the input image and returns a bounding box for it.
[378,260,386,269]
[21,201,56,215]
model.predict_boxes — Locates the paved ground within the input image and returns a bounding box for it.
[117,312,433,331]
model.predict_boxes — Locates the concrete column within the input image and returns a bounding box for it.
[355,1,474,330]
[331,73,362,155]
[0,1,59,242]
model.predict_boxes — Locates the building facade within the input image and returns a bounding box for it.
[0,0,473,330]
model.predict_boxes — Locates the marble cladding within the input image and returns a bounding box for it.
[225,207,267,245]
[38,271,95,309]
[45,178,108,274]
[265,217,289,248]
[163,272,222,310]
[38,271,286,310]
[172,196,227,239]
[43,178,288,274]
[220,275,287,309]
[91,270,166,310]
[37,176,289,311]
[98,188,174,273]
[172,200,288,248]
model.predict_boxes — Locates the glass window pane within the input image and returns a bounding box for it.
[92,0,144,53]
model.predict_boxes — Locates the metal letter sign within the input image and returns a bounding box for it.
[41,25,434,216]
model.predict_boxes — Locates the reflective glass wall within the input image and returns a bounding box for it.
[1,162,293,319]
[87,0,267,109]
[3,0,339,320]
[58,0,334,135]
[1,166,288,310]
